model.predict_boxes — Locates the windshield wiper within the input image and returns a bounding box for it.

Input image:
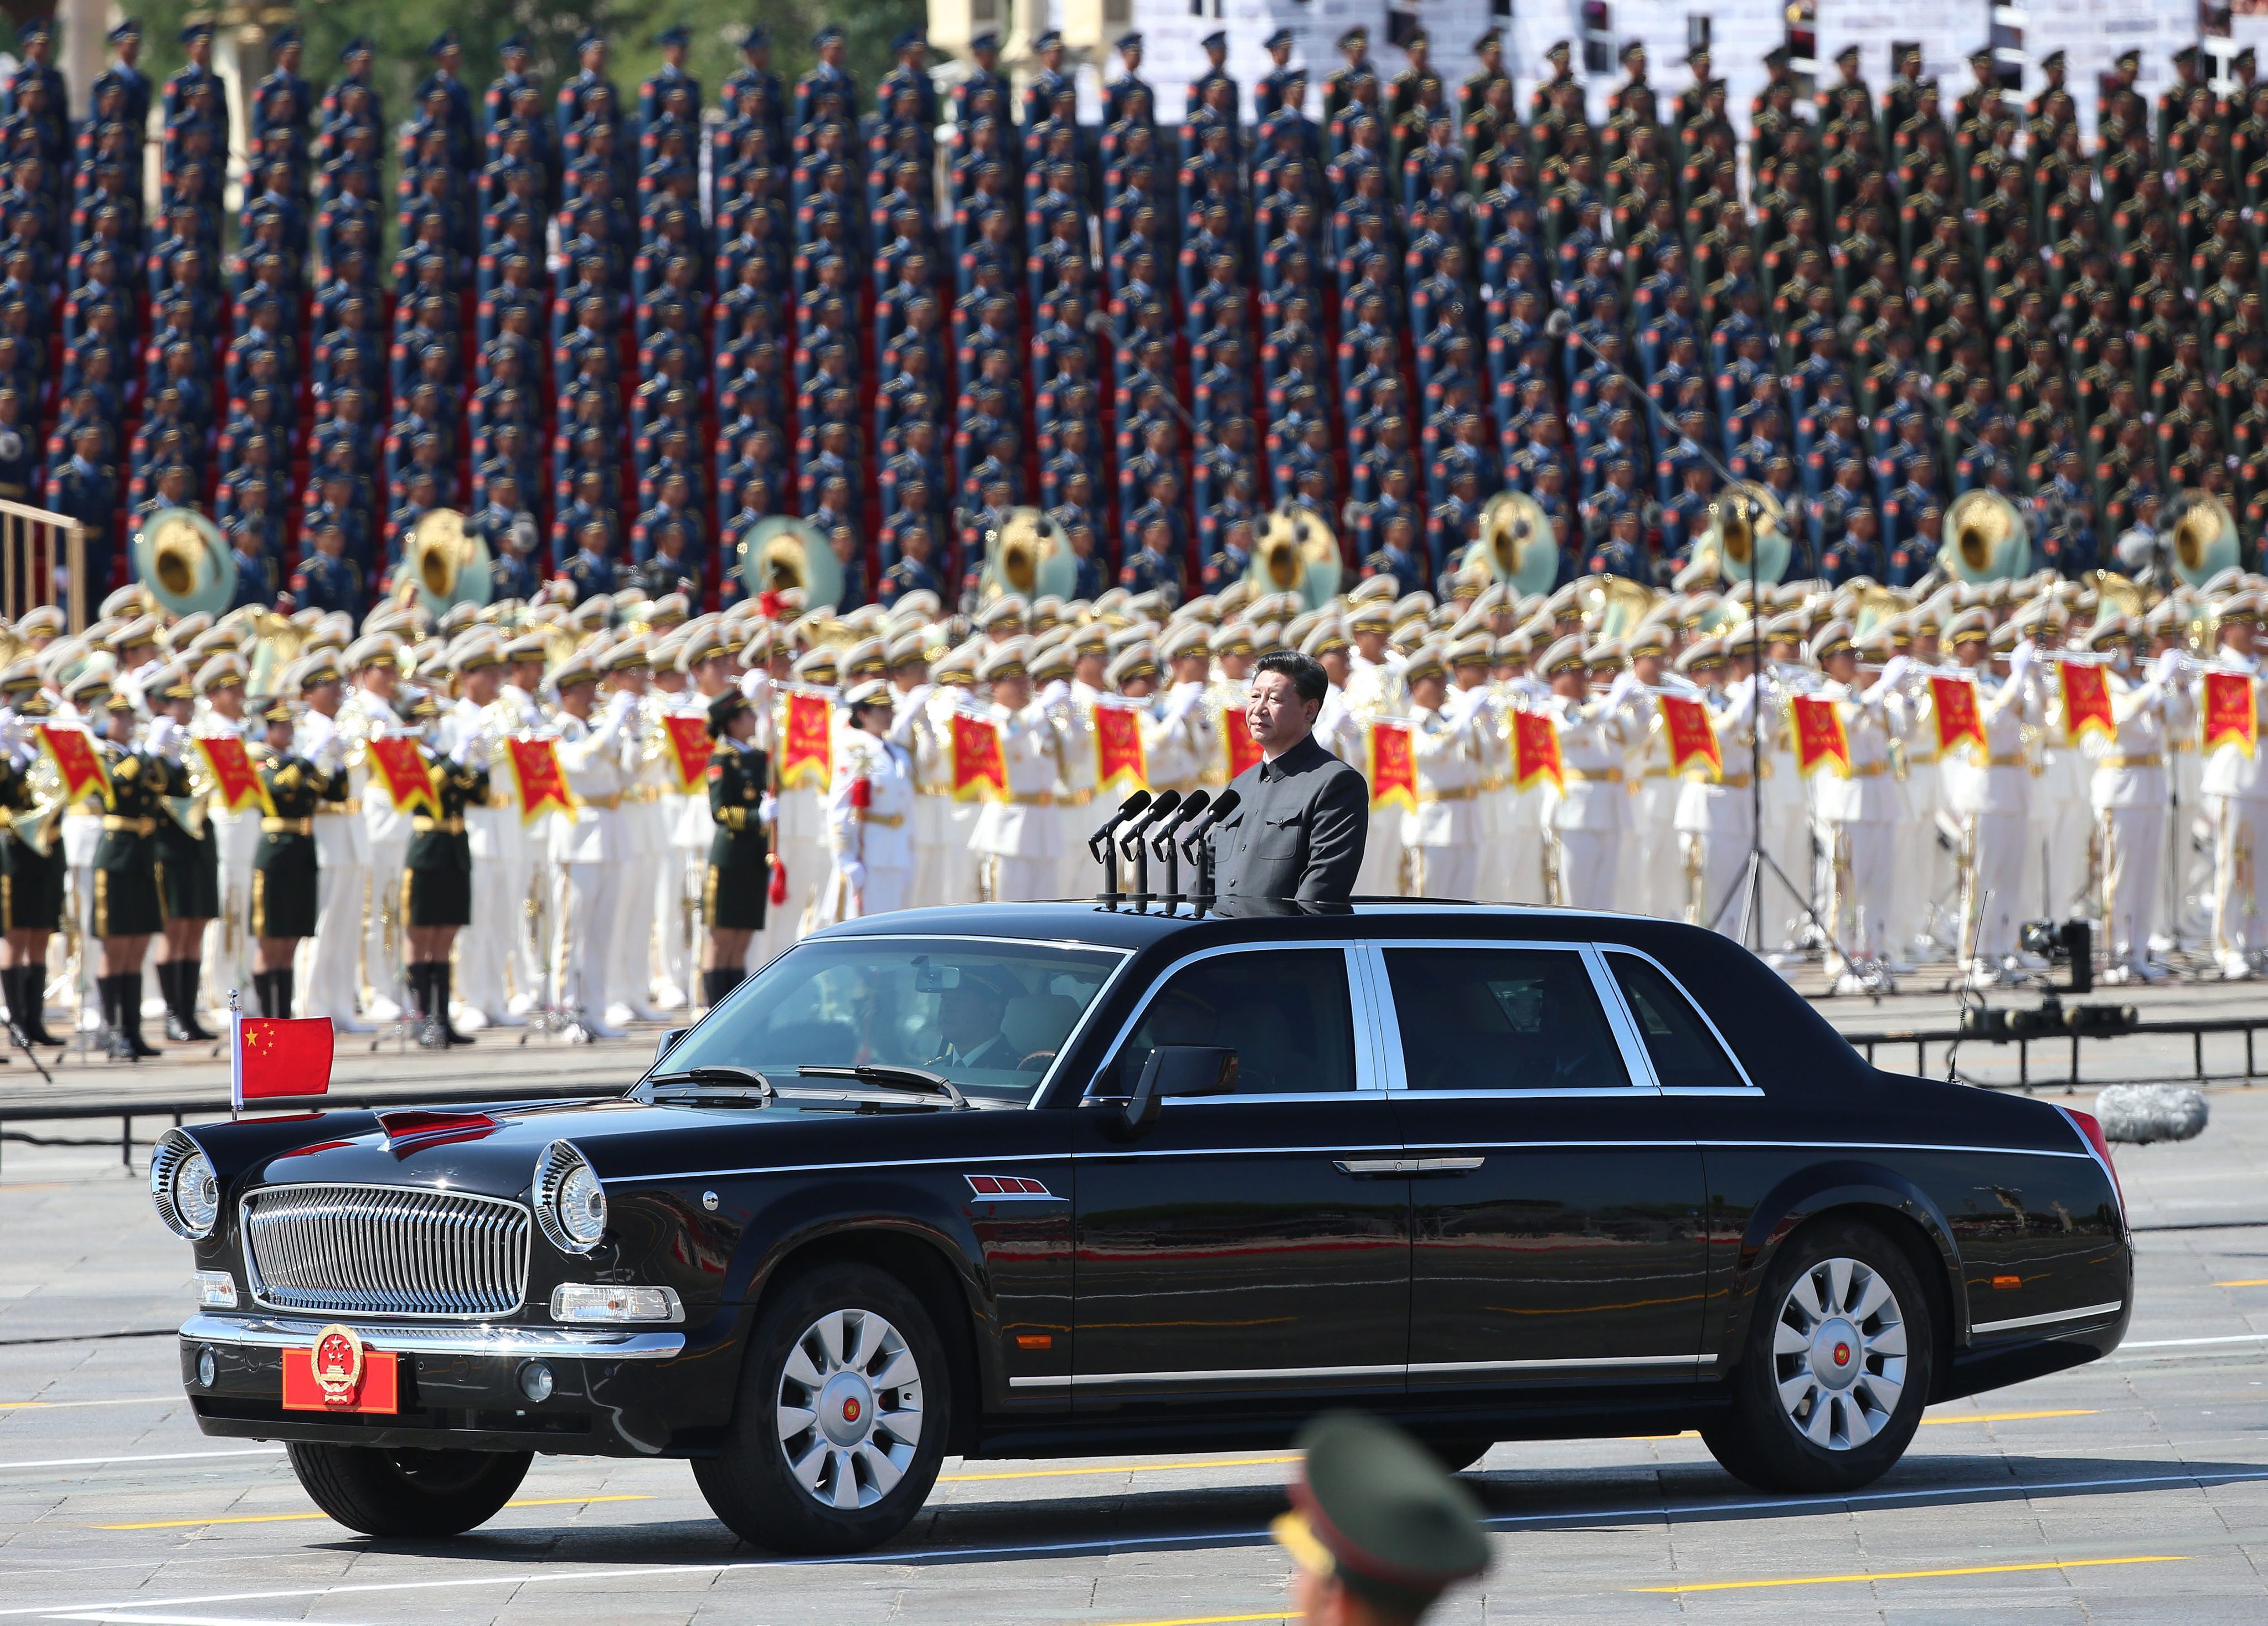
[646,1066,776,1104]
[795,1064,972,1109]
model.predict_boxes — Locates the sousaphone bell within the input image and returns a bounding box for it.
[1944,489,2029,584]
[132,508,235,619]
[1699,482,1791,586]
[406,508,494,619]
[739,515,843,611]
[2167,491,2240,590]
[981,507,1079,602]
[1249,503,1344,610]
[1477,489,1562,597]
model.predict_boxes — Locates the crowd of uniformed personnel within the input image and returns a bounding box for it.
[0,558,2256,1054]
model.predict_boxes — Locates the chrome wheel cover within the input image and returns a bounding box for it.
[774,1308,924,1509]
[1771,1255,1907,1451]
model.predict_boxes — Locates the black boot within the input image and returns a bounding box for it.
[3,966,27,1047]
[432,960,474,1046]
[261,966,297,1020]
[411,963,448,1048]
[16,963,56,1046]
[701,968,743,1009]
[97,975,136,1061]
[172,960,215,1041]
[120,972,160,1058]
[252,970,277,1018]
[159,963,192,1042]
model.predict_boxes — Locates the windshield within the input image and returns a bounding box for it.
[648,937,1127,1104]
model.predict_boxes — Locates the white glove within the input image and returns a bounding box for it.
[2006,644,2037,686]
[1876,654,1913,689]
[2150,647,2189,685]
[838,858,867,893]
[757,792,777,826]
[606,688,637,718]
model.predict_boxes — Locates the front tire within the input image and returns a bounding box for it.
[286,1442,530,1536]
[1700,1219,1935,1494]
[694,1263,952,1553]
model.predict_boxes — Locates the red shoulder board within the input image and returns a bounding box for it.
[705,761,725,780]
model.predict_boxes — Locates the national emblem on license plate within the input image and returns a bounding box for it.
[282,1323,400,1413]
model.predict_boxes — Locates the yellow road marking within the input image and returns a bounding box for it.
[1632,1555,2188,1593]
[0,1397,178,1411]
[942,1456,1301,1483]
[2214,1278,2268,1287]
[97,1494,652,1530]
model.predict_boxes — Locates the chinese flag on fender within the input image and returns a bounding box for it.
[1368,721,1417,810]
[1788,695,1851,778]
[1511,711,1564,794]
[2203,670,2260,757]
[779,692,833,790]
[364,737,439,816]
[504,737,575,825]
[950,711,1008,801]
[1092,702,1147,795]
[1220,706,1264,779]
[233,1007,334,1108]
[2058,661,2116,747]
[659,713,715,793]
[1658,693,1722,778]
[1928,675,1987,759]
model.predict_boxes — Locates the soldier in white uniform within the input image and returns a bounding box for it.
[338,635,419,1020]
[1937,610,2041,981]
[1671,635,1763,937]
[192,652,256,1008]
[1053,625,1107,898]
[1485,630,1548,904]
[1343,599,1407,894]
[2087,614,2175,984]
[1807,620,1908,992]
[494,632,551,1011]
[1031,640,1094,898]
[1538,636,1644,909]
[1148,622,1218,797]
[1883,613,1950,963]
[906,643,983,907]
[2196,593,2266,977]
[441,631,527,1030]
[970,640,1064,902]
[820,679,917,917]
[548,650,637,1036]
[1404,641,1484,898]
[601,636,671,1025]
[1621,620,1694,918]
[1303,622,1367,766]
[292,650,373,1029]
[766,645,835,953]
[2031,601,2093,923]
[1755,610,1816,958]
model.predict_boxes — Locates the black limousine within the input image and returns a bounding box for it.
[156,902,2130,1553]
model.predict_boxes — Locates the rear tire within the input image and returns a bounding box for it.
[693,1262,952,1553]
[286,1442,530,1536]
[1700,1218,1935,1494]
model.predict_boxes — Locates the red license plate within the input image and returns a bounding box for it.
[282,1345,399,1413]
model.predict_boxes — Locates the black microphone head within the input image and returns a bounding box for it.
[1117,789,1153,819]
[1176,789,1212,820]
[1147,789,1183,819]
[1208,788,1240,820]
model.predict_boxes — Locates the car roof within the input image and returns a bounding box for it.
[816,899,1673,950]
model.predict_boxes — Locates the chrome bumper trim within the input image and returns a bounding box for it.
[178,1312,687,1361]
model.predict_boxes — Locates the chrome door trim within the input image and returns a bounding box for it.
[1594,945,1762,1093]
[1407,1352,1716,1373]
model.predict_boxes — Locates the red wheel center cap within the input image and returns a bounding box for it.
[1833,1341,1852,1366]
[842,1397,862,1424]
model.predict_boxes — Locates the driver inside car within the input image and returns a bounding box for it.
[927,964,1023,1069]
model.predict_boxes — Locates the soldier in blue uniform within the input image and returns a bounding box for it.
[252,25,312,138]
[639,24,703,134]
[1256,30,1301,122]
[1104,33,1150,128]
[50,424,116,598]
[557,29,618,138]
[1188,32,1236,121]
[1024,32,1074,132]
[93,19,149,137]
[560,516,617,603]
[288,520,363,616]
[955,32,1011,127]
[877,29,937,128]
[878,521,944,606]
[1120,516,1185,605]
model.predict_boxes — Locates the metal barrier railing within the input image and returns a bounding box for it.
[0,497,87,630]
[1844,1015,2268,1093]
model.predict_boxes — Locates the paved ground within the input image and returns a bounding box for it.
[6,1039,2268,1623]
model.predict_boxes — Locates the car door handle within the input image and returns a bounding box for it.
[1333,1159,1405,1176]
[1332,1157,1486,1176]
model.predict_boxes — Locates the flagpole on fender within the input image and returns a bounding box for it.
[229,987,240,1121]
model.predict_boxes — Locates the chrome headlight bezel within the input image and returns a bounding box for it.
[533,1140,606,1253]
[152,1129,220,1241]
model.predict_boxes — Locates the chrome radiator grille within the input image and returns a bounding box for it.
[242,1185,530,1317]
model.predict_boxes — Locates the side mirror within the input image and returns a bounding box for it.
[654,1028,689,1066]
[1122,1044,1238,1133]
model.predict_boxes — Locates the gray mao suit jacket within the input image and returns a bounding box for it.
[1210,733,1369,901]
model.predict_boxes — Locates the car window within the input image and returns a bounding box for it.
[654,938,1123,1103]
[1382,947,1632,1090]
[1118,949,1358,1096]
[1607,954,1747,1089]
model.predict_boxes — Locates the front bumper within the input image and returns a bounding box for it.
[179,1313,724,1457]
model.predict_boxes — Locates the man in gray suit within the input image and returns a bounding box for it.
[1212,651,1369,901]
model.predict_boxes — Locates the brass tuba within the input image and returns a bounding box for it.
[2085,568,2150,621]
[407,508,494,619]
[981,507,1079,601]
[1698,482,1791,585]
[1944,489,2029,583]
[1477,490,1562,596]
[2167,491,2240,590]
[738,516,843,610]
[1249,503,1345,609]
[133,508,236,619]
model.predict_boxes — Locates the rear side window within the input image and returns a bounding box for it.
[1382,948,1631,1090]
[1608,954,1746,1089]
[1121,949,1358,1095]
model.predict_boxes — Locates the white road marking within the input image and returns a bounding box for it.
[0,1449,282,1473]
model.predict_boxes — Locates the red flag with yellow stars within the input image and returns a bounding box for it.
[778,691,833,790]
[37,724,107,804]
[2058,661,2116,747]
[1367,721,1418,810]
[1659,693,1722,777]
[364,737,439,816]
[1789,694,1851,778]
[1929,675,1987,759]
[2204,670,2260,757]
[196,736,267,814]
[1510,711,1564,794]
[504,737,575,825]
[1092,702,1147,795]
[1220,704,1264,779]
[950,710,1007,801]
[659,712,715,793]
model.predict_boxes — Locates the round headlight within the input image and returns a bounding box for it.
[533,1140,606,1253]
[151,1130,219,1241]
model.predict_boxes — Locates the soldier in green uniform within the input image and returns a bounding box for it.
[0,662,61,1045]
[1273,1413,1491,1624]
[402,693,488,1049]
[250,696,338,1018]
[702,689,769,1008]
[1324,28,1371,128]
[148,663,220,1042]
[92,691,165,1058]
[1459,29,1505,125]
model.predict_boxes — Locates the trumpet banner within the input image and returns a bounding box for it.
[950,711,1008,802]
[1658,694,1722,777]
[659,713,716,793]
[777,692,833,790]
[36,724,107,804]
[1092,702,1147,795]
[1788,695,1851,778]
[2203,670,2259,757]
[2058,661,2116,747]
[1367,722,1418,811]
[364,738,439,816]
[1927,675,1986,759]
[195,736,267,814]
[504,737,575,825]
[1511,711,1564,794]
[1220,704,1263,779]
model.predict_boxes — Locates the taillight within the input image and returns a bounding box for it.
[2060,1107,2125,1222]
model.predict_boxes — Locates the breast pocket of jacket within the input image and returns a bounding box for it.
[1252,810,1306,860]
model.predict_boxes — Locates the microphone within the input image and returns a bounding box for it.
[1120,788,1181,856]
[1086,789,1152,856]
[1178,786,1240,856]
[1150,788,1210,857]
[1544,308,1574,339]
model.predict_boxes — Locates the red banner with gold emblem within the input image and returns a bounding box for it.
[950,710,1007,801]
[777,691,833,790]
[504,737,575,825]
[37,723,107,804]
[1220,704,1264,780]
[1510,710,1564,794]
[1659,693,1722,777]
[2204,669,2260,757]
[195,736,266,814]
[1929,675,1987,759]
[1789,694,1851,778]
[1367,721,1418,810]
[2058,660,2116,747]
[364,737,438,816]
[659,712,716,793]
[1092,701,1147,795]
